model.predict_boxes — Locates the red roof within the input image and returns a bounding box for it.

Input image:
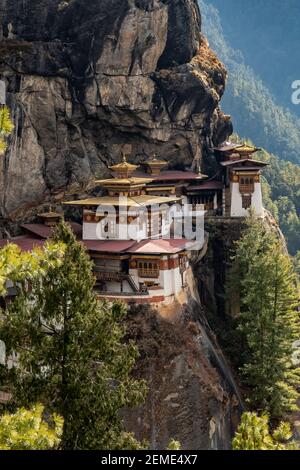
[21,224,53,239]
[84,239,200,255]
[83,240,136,253]
[0,235,200,256]
[221,159,268,167]
[127,238,193,255]
[0,237,45,252]
[187,181,223,191]
[21,222,82,239]
[134,170,203,181]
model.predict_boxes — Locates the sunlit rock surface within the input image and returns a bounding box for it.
[0,0,231,221]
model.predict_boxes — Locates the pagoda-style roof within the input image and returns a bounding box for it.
[234,144,260,156]
[147,157,168,167]
[37,211,64,226]
[0,235,199,257]
[127,238,197,255]
[221,158,268,168]
[142,157,169,175]
[38,211,63,219]
[0,237,45,252]
[64,194,181,208]
[21,222,82,240]
[187,181,223,192]
[84,240,136,253]
[146,186,176,192]
[215,142,260,156]
[95,177,153,188]
[134,170,206,182]
[109,155,139,178]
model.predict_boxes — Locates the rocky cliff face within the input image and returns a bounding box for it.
[0,0,231,221]
[124,272,242,450]
[123,221,253,450]
[0,0,239,449]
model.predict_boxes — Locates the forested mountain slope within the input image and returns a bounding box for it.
[209,0,300,117]
[199,0,300,165]
[0,0,231,222]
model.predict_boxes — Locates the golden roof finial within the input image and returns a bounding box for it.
[236,143,260,156]
[109,153,139,178]
[142,154,168,175]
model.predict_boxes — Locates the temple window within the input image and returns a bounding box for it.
[239,176,254,193]
[138,261,160,278]
[242,194,252,209]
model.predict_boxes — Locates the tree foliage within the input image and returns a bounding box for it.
[293,252,300,278]
[0,106,14,154]
[0,405,63,450]
[232,412,298,451]
[200,0,300,165]
[0,242,65,296]
[0,221,146,450]
[200,0,300,254]
[167,439,182,450]
[228,215,300,417]
[207,0,300,118]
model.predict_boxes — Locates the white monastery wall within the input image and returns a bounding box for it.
[230,182,264,217]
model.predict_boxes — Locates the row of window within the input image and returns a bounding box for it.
[137,258,186,278]
[138,261,160,279]
[239,177,255,193]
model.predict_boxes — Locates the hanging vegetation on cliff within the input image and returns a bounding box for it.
[0,106,13,154]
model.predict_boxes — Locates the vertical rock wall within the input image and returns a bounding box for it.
[0,0,232,221]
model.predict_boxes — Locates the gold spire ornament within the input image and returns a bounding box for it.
[235,144,260,157]
[142,154,168,175]
[109,154,139,179]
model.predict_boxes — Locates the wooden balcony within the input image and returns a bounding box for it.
[94,269,147,295]
[239,184,254,193]
[94,271,123,282]
[138,268,160,279]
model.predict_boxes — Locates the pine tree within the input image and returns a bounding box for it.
[0,241,65,416]
[228,214,300,417]
[0,221,146,450]
[0,405,63,450]
[232,412,298,450]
